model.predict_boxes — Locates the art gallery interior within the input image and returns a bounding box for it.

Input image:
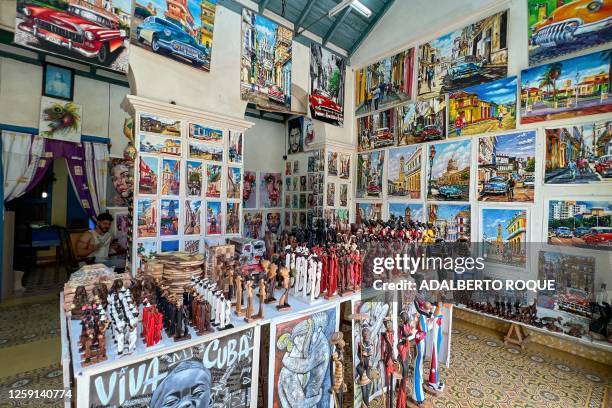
[0,0,611,406]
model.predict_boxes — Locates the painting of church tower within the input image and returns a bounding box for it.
[388,145,421,198]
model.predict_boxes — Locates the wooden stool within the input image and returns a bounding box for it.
[504,323,529,349]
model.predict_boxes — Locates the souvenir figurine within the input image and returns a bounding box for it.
[356,323,374,407]
[265,262,278,303]
[174,300,191,341]
[411,316,427,406]
[71,286,89,320]
[254,278,266,320]
[330,332,347,408]
[380,317,400,408]
[425,303,445,395]
[243,280,256,322]
[234,274,244,316]
[396,314,413,408]
[277,266,292,311]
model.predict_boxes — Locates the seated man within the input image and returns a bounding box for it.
[76,212,125,269]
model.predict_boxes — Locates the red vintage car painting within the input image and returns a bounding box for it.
[310,89,343,124]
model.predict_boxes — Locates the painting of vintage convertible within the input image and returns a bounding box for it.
[131,0,217,71]
[427,139,470,201]
[310,43,345,126]
[15,0,130,73]
[357,108,395,151]
[528,0,612,66]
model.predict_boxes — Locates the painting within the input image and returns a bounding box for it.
[284,211,290,227]
[229,131,243,163]
[292,211,298,227]
[285,162,292,176]
[184,239,201,254]
[288,117,304,154]
[186,160,203,196]
[160,199,179,236]
[356,150,385,198]
[293,160,299,174]
[161,158,180,196]
[388,203,425,222]
[326,183,336,207]
[137,199,157,238]
[15,0,130,73]
[265,211,281,234]
[189,123,223,143]
[520,50,612,123]
[417,10,509,99]
[227,167,242,199]
[131,0,217,71]
[449,76,517,137]
[300,176,307,192]
[427,140,470,201]
[270,306,337,408]
[299,194,307,210]
[184,199,202,235]
[260,172,282,208]
[357,108,395,151]
[109,209,129,253]
[327,151,338,176]
[547,200,612,250]
[310,44,345,126]
[243,171,257,208]
[43,64,73,100]
[537,251,595,318]
[545,120,612,184]
[354,48,414,116]
[139,134,181,156]
[241,9,293,113]
[226,202,240,234]
[107,157,134,207]
[339,184,348,207]
[243,211,263,239]
[292,194,298,209]
[140,114,181,136]
[135,240,157,260]
[387,145,422,198]
[481,208,528,268]
[206,201,222,235]
[356,202,382,223]
[478,131,536,202]
[339,154,350,179]
[189,142,223,161]
[528,0,612,66]
[205,164,221,198]
[38,96,82,142]
[395,97,445,146]
[427,203,471,242]
[137,156,158,196]
[304,117,316,149]
[160,240,179,252]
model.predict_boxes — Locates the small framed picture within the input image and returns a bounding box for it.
[43,63,74,101]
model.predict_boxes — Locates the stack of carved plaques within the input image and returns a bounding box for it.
[158,252,205,304]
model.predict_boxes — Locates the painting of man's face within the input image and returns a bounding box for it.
[288,118,304,154]
[150,361,211,408]
[267,212,281,233]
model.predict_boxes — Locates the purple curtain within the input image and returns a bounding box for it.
[26,139,98,220]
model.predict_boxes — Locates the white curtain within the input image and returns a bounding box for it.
[2,131,45,202]
[83,141,109,214]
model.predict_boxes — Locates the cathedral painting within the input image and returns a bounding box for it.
[427,140,470,201]
[387,145,422,198]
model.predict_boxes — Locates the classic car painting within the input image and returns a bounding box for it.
[547,200,612,250]
[310,43,346,126]
[15,0,130,73]
[427,139,471,201]
[528,0,612,65]
[131,0,217,72]
[357,108,395,151]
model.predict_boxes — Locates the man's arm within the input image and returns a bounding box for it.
[76,232,96,258]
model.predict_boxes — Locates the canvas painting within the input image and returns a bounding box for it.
[243,171,257,208]
[292,194,299,209]
[270,306,337,408]
[241,9,293,113]
[292,211,298,226]
[478,131,536,202]
[545,120,612,184]
[260,172,282,208]
[139,134,181,156]
[304,116,316,149]
[135,240,157,260]
[206,164,222,198]
[227,167,242,199]
[226,202,240,234]
[427,140,470,201]
[356,202,382,223]
[387,145,422,198]
[184,199,202,235]
[427,203,471,242]
[15,0,130,73]
[189,123,223,143]
[293,160,299,174]
[160,240,179,252]
[300,176,307,192]
[107,157,134,207]
[357,108,395,151]
[229,131,243,163]
[520,50,612,123]
[328,151,338,176]
[184,239,201,254]
[288,117,304,155]
[43,64,73,100]
[265,211,281,234]
[131,0,217,72]
[528,0,612,66]
[137,199,157,237]
[38,97,82,142]
[396,96,446,146]
[186,160,203,196]
[449,76,517,137]
[326,183,336,207]
[161,158,180,196]
[189,142,223,161]
[299,212,306,227]
[339,154,350,179]
[160,199,179,236]
[285,162,292,176]
[137,156,158,196]
[109,209,129,253]
[339,184,348,207]
[547,200,612,250]
[481,208,528,268]
[299,194,307,209]
[310,43,346,126]
[356,150,385,198]
[243,211,263,239]
[354,48,414,116]
[206,201,222,235]
[388,203,425,222]
[140,114,181,136]
[417,10,509,98]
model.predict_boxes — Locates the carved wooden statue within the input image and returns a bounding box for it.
[277,266,291,311]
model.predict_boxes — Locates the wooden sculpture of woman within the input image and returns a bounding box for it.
[277,266,291,311]
[265,262,278,303]
[244,280,255,322]
[330,332,347,408]
[234,274,244,316]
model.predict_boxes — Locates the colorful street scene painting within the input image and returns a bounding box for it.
[427,203,471,242]
[161,158,180,196]
[481,208,528,268]
[206,201,222,235]
[388,203,424,223]
[310,43,346,126]
[229,130,243,163]
[139,134,181,156]
[427,140,470,201]
[387,145,422,198]
[206,164,222,198]
[186,160,203,196]
[227,167,242,199]
[184,199,201,235]
[356,150,385,198]
[160,199,179,236]
[396,96,446,146]
[357,108,395,151]
[189,142,223,161]
[226,202,240,234]
[356,202,382,223]
[139,114,181,136]
[137,199,157,237]
[189,123,223,142]
[138,156,158,195]
[547,200,612,251]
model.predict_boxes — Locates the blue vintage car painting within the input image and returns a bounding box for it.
[483,177,509,195]
[438,185,464,199]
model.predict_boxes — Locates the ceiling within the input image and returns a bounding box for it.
[255,0,396,56]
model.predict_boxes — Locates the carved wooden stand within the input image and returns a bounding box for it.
[504,323,529,349]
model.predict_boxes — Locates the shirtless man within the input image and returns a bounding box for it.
[76,212,123,268]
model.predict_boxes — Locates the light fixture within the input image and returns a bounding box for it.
[328,0,372,18]
[41,191,48,199]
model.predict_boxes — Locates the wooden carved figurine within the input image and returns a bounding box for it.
[243,280,255,322]
[330,332,347,408]
[277,266,291,311]
[265,263,278,303]
[70,286,89,320]
[255,278,266,320]
[234,274,244,316]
